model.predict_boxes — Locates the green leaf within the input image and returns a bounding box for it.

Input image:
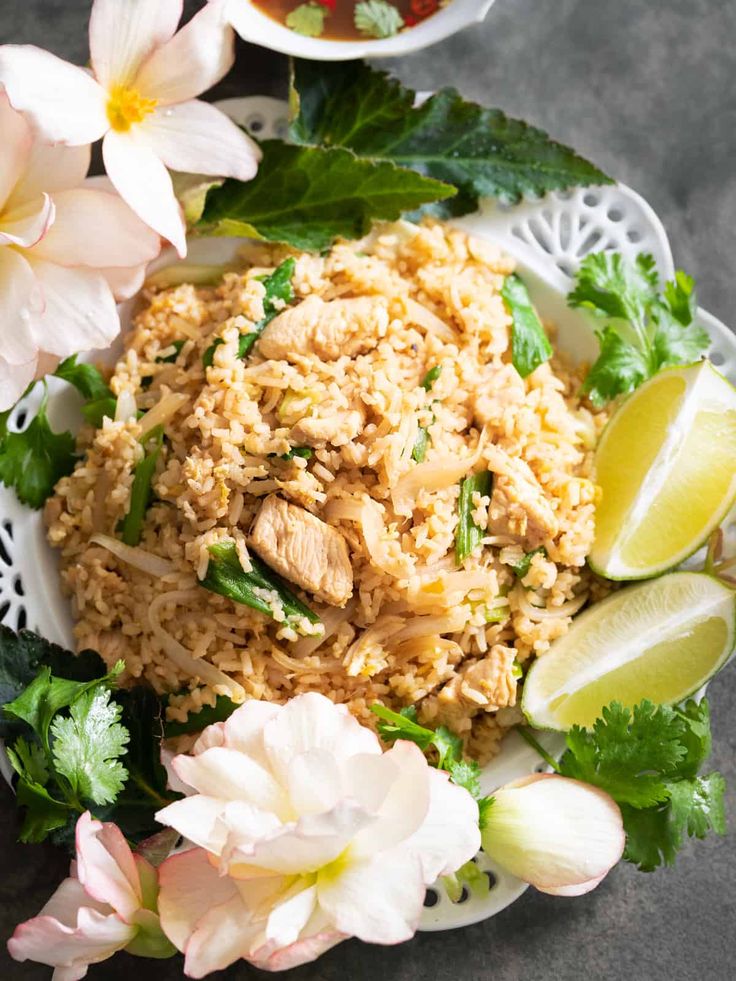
[371,703,435,751]
[202,540,320,626]
[4,663,123,747]
[447,758,482,798]
[354,0,404,38]
[201,140,455,252]
[82,396,118,428]
[558,701,687,808]
[580,326,650,407]
[455,471,493,565]
[501,274,553,378]
[569,252,709,405]
[54,356,112,402]
[510,546,546,579]
[290,60,612,216]
[286,2,328,37]
[14,776,72,844]
[50,687,129,805]
[7,736,49,786]
[119,428,164,547]
[164,694,239,737]
[0,389,76,508]
[668,772,726,840]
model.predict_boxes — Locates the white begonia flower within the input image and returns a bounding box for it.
[0,94,161,410]
[480,773,625,896]
[8,812,175,980]
[0,0,260,258]
[155,694,481,977]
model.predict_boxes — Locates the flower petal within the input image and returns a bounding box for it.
[29,188,161,269]
[155,795,228,854]
[172,746,286,813]
[103,129,186,256]
[182,893,258,979]
[191,720,227,754]
[0,45,108,144]
[265,882,317,949]
[8,904,135,975]
[263,692,381,787]
[157,847,241,953]
[0,354,37,412]
[100,264,148,302]
[136,0,235,104]
[227,801,374,878]
[317,847,425,945]
[249,914,345,973]
[480,773,625,893]
[23,258,120,357]
[39,877,112,927]
[0,91,31,211]
[7,143,91,211]
[0,246,39,365]
[89,0,183,89]
[540,873,607,897]
[75,813,142,921]
[218,699,281,763]
[287,749,343,816]
[0,193,55,248]
[348,741,430,859]
[140,99,260,181]
[402,766,481,882]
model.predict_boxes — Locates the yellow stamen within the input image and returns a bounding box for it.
[106,85,157,132]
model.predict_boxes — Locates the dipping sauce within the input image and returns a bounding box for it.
[251,0,447,41]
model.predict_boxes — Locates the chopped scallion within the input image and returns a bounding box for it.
[455,471,493,565]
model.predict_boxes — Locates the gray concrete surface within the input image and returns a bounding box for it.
[1,1,734,979]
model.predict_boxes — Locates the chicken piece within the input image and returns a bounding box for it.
[250,495,353,607]
[259,295,389,361]
[486,445,559,546]
[290,407,365,448]
[438,645,518,712]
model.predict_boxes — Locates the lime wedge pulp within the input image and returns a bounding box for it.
[521,571,736,730]
[590,361,736,580]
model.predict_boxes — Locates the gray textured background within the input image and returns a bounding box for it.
[1,1,735,979]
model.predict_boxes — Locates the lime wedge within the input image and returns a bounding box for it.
[590,361,736,580]
[522,571,735,730]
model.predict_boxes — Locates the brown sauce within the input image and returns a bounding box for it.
[253,0,446,42]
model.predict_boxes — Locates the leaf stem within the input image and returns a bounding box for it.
[518,726,561,772]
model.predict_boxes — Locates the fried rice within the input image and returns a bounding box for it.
[45,221,606,762]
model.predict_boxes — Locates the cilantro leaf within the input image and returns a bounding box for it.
[51,687,129,805]
[557,697,727,871]
[54,356,112,402]
[447,758,483,799]
[7,736,49,785]
[0,388,76,508]
[286,2,328,36]
[354,0,403,38]
[579,326,650,406]
[569,252,710,405]
[13,775,72,844]
[559,701,687,807]
[501,274,552,378]
[371,703,435,751]
[290,60,612,216]
[201,140,455,252]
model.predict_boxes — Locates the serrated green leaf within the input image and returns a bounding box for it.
[286,2,327,37]
[201,140,455,252]
[7,736,49,785]
[51,687,129,805]
[580,326,650,406]
[290,60,612,217]
[15,777,72,844]
[354,0,403,38]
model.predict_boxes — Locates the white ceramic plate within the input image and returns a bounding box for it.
[1,97,735,932]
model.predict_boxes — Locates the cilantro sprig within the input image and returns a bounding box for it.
[0,627,178,844]
[370,704,492,820]
[524,698,727,871]
[568,252,710,405]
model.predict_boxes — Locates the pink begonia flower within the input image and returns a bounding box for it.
[8,812,175,980]
[155,693,481,977]
[0,0,260,258]
[0,94,161,410]
[480,773,625,896]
